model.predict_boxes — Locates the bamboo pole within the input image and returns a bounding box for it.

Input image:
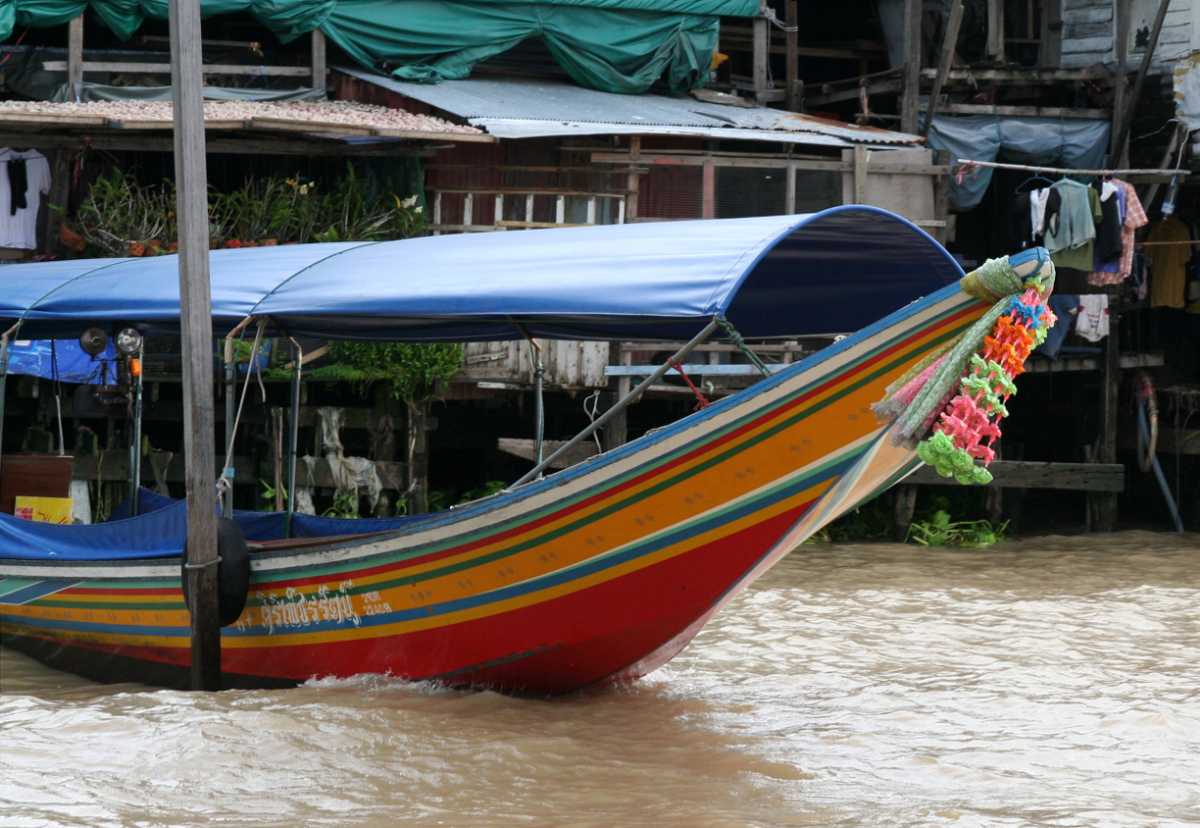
[170,0,221,691]
[922,0,964,137]
[954,158,1188,177]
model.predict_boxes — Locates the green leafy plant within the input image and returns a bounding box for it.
[326,342,463,404]
[906,509,1008,548]
[322,490,360,519]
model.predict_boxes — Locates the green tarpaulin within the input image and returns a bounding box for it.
[0,0,753,94]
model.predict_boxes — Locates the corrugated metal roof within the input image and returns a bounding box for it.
[337,68,922,147]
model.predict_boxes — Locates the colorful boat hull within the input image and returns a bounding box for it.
[1,283,983,693]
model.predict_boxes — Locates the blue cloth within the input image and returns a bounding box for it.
[0,208,962,341]
[924,115,1110,211]
[5,339,117,384]
[1,488,426,560]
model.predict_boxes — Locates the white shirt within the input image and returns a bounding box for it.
[0,149,52,250]
[1075,294,1109,342]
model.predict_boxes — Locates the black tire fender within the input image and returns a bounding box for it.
[181,518,251,627]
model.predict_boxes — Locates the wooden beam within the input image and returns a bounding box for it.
[66,16,84,102]
[170,0,221,690]
[497,437,598,470]
[310,30,326,92]
[939,103,1110,118]
[805,78,903,107]
[43,59,312,77]
[1039,0,1063,67]
[986,0,1006,62]
[922,0,964,137]
[907,461,1124,491]
[900,0,922,133]
[918,67,1106,83]
[625,136,641,221]
[1113,0,1170,162]
[701,159,716,218]
[0,130,445,157]
[852,146,868,203]
[1090,305,1122,530]
[753,15,771,104]
[1111,0,1130,162]
[785,0,800,112]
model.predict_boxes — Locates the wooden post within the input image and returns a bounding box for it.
[922,0,964,137]
[602,346,631,450]
[626,136,641,221]
[1112,0,1170,163]
[986,0,1006,62]
[67,15,84,102]
[169,0,220,691]
[42,151,72,255]
[784,163,797,213]
[785,0,800,111]
[701,159,716,218]
[900,0,922,134]
[1040,0,1062,67]
[310,30,326,93]
[1111,0,1130,162]
[853,145,869,203]
[753,14,770,104]
[406,401,429,514]
[1090,302,1121,531]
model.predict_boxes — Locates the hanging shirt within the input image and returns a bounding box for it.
[1088,186,1128,284]
[1031,188,1051,237]
[1147,216,1191,309]
[1009,192,1033,249]
[1045,179,1101,271]
[1116,180,1147,282]
[0,149,52,250]
[1075,294,1109,342]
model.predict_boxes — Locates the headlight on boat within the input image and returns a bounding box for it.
[115,327,143,356]
[79,327,108,357]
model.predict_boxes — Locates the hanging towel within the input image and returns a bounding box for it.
[1147,216,1191,309]
[1045,179,1101,271]
[1075,294,1109,342]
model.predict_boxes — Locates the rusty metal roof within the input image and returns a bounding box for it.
[337,69,923,148]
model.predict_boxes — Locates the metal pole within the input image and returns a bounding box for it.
[221,320,251,518]
[534,354,545,470]
[285,339,301,537]
[131,345,144,515]
[510,317,721,489]
[170,0,221,691]
[0,332,10,480]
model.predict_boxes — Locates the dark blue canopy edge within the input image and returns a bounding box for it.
[0,207,962,342]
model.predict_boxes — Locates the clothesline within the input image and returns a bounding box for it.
[1137,240,1200,246]
[955,159,1190,177]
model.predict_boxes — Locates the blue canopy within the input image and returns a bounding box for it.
[0,207,962,341]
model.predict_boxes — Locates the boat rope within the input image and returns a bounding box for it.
[583,390,603,452]
[217,319,267,507]
[716,318,771,377]
[670,360,711,410]
[873,247,1056,485]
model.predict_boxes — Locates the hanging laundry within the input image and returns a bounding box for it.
[1075,294,1109,342]
[1093,184,1123,262]
[1035,293,1081,359]
[8,157,28,214]
[1009,191,1034,249]
[1044,179,1101,271]
[1147,216,1191,309]
[0,148,52,250]
[1030,187,1061,242]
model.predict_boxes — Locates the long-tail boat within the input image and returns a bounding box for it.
[0,207,1055,693]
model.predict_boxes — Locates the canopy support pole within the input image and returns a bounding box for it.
[285,338,302,538]
[0,325,16,482]
[514,322,546,476]
[130,343,144,514]
[221,317,253,517]
[509,317,721,489]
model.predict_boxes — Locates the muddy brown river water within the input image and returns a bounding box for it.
[2,531,1198,827]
